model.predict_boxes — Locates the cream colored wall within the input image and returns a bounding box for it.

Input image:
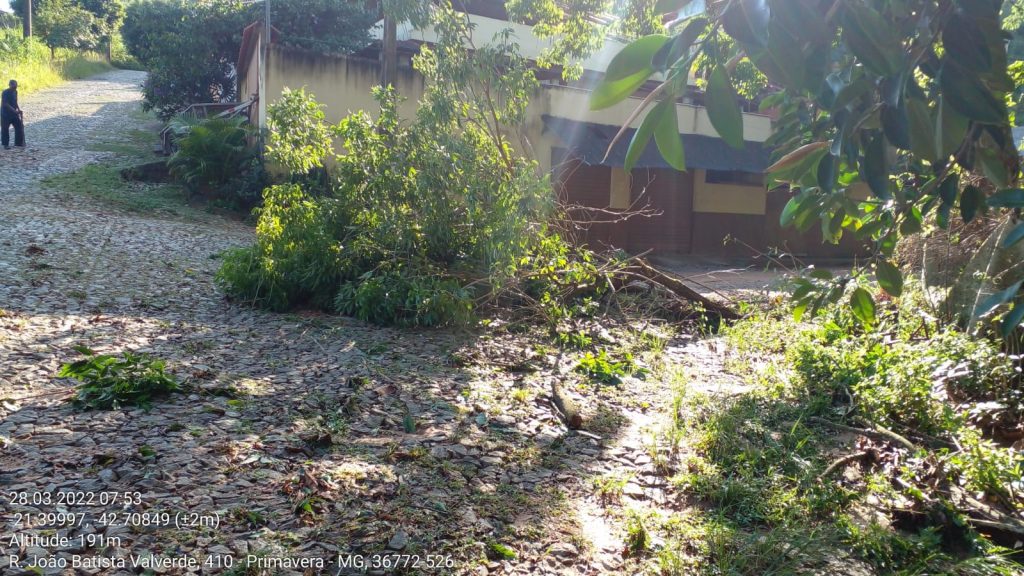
[692,169,766,216]
[259,48,770,217]
[266,47,425,124]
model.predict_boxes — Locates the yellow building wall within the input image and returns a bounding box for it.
[256,48,770,217]
[692,169,766,216]
[266,47,425,123]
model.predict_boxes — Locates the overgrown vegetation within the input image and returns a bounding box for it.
[60,346,181,410]
[0,28,111,94]
[214,0,627,329]
[167,116,267,209]
[122,0,375,119]
[651,289,1024,575]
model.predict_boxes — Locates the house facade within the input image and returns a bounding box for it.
[237,9,861,260]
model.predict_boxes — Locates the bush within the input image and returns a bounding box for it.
[59,346,180,410]
[123,0,373,119]
[167,116,265,207]
[218,88,565,326]
[335,267,473,327]
[0,28,110,93]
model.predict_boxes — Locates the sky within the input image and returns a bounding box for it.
[0,1,10,13]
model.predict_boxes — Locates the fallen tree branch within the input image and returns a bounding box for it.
[818,451,870,480]
[809,417,918,452]
[619,260,740,319]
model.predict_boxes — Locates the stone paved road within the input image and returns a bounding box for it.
[0,72,675,575]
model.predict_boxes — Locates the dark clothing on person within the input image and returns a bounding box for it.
[1,87,23,147]
[2,115,23,147]
[1,87,17,119]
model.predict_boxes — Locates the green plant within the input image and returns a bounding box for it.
[574,349,646,384]
[592,0,1024,332]
[168,116,261,203]
[122,0,373,119]
[623,509,651,556]
[59,346,181,410]
[592,472,631,505]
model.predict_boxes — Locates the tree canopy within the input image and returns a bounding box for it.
[588,0,1024,332]
[122,0,376,119]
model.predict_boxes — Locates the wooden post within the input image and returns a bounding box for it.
[381,15,397,88]
[23,0,32,39]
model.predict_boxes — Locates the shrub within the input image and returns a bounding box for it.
[219,88,563,327]
[123,0,373,119]
[168,116,265,207]
[59,346,180,410]
[335,267,473,327]
[0,28,110,93]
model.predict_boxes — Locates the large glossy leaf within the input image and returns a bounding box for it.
[833,75,872,111]
[943,12,991,72]
[767,141,829,173]
[705,66,744,149]
[850,287,876,325]
[624,103,660,172]
[652,18,706,71]
[882,101,911,150]
[1003,222,1024,249]
[652,100,686,171]
[590,35,669,110]
[605,35,670,83]
[976,280,1024,320]
[960,185,985,223]
[936,96,968,158]
[590,70,653,110]
[841,3,902,76]
[940,64,1006,124]
[988,189,1024,208]
[906,97,937,162]
[875,260,903,297]
[817,153,837,193]
[1001,302,1024,337]
[938,174,959,207]
[862,132,889,199]
[721,0,769,50]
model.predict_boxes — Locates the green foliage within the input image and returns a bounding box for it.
[594,0,1024,326]
[0,28,111,94]
[574,349,646,384]
[123,0,248,120]
[265,88,336,174]
[168,116,265,206]
[59,346,181,410]
[36,0,98,56]
[123,0,373,120]
[268,0,375,55]
[335,267,473,327]
[219,76,558,326]
[672,299,1023,574]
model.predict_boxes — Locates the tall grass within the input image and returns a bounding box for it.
[0,29,112,94]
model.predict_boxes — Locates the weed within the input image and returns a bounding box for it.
[623,508,652,556]
[592,472,632,505]
[510,388,532,405]
[575,349,647,385]
[59,346,181,410]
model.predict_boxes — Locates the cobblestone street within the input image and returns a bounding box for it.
[0,72,685,575]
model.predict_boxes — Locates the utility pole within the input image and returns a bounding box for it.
[381,13,396,88]
[257,0,270,132]
[23,0,32,39]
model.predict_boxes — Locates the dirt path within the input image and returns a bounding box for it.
[0,72,705,576]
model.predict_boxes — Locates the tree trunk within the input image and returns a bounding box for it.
[22,0,32,39]
[381,15,397,88]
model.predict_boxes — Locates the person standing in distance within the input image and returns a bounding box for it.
[2,79,25,150]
